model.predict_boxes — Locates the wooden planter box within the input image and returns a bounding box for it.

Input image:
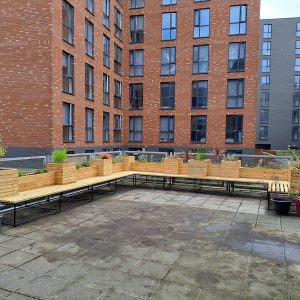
[163,158,182,174]
[179,162,188,175]
[188,160,210,178]
[0,168,18,197]
[122,156,135,171]
[208,163,222,177]
[112,163,124,173]
[221,160,241,178]
[18,172,56,192]
[45,162,76,185]
[131,162,163,173]
[290,168,300,194]
[90,159,112,176]
[240,167,289,181]
[76,166,98,181]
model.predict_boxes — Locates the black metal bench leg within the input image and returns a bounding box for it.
[13,204,17,227]
[91,186,94,201]
[114,180,117,193]
[59,193,62,212]
[267,191,271,210]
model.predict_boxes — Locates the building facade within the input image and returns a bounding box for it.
[0,0,260,157]
[256,17,300,150]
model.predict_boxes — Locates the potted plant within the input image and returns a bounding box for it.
[188,147,210,178]
[0,136,19,197]
[221,154,241,178]
[45,148,76,185]
[90,153,113,176]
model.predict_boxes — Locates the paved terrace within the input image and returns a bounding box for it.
[0,188,299,299]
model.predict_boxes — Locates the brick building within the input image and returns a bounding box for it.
[0,0,260,157]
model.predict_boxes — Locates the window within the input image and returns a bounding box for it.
[103,112,110,142]
[85,64,94,100]
[114,80,122,109]
[162,0,176,5]
[296,41,300,55]
[293,110,299,124]
[229,5,247,35]
[129,83,143,109]
[85,0,94,13]
[292,126,299,141]
[262,41,271,56]
[194,9,210,38]
[260,109,269,124]
[85,19,94,57]
[85,108,94,142]
[130,0,144,9]
[62,52,74,94]
[63,103,74,143]
[161,82,175,109]
[114,115,122,142]
[129,117,143,142]
[114,8,122,40]
[297,23,300,37]
[295,76,300,89]
[228,42,245,72]
[162,12,176,40]
[262,58,271,73]
[160,116,174,143]
[295,58,300,72]
[62,0,73,44]
[130,15,144,43]
[294,92,300,107]
[262,75,270,89]
[263,24,272,38]
[103,74,110,105]
[161,47,176,75]
[226,115,243,144]
[114,44,122,75]
[259,126,268,140]
[192,81,208,109]
[261,92,269,107]
[227,79,244,108]
[193,45,209,74]
[103,35,110,68]
[129,49,143,76]
[191,116,207,144]
[103,0,110,28]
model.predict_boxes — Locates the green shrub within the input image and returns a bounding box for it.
[224,154,239,161]
[34,169,48,174]
[112,156,124,164]
[18,169,26,177]
[52,148,67,163]
[81,161,90,168]
[76,164,81,170]
[195,147,206,161]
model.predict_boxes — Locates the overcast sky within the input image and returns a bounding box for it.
[261,0,300,19]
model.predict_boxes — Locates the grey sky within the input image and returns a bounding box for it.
[261,0,300,19]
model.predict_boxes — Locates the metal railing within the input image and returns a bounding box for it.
[0,156,47,173]
[124,151,168,162]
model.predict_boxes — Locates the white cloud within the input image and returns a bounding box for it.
[261,0,300,19]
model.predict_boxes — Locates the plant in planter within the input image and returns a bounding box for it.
[45,148,76,185]
[210,145,225,163]
[188,147,210,178]
[221,154,241,178]
[90,153,113,176]
[0,136,19,197]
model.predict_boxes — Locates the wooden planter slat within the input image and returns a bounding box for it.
[240,167,288,181]
[290,168,300,194]
[188,160,210,178]
[18,172,56,192]
[45,162,76,185]
[163,158,182,174]
[76,167,98,180]
[131,162,164,173]
[221,161,241,178]
[179,162,188,175]
[0,168,18,197]
[112,163,124,173]
[208,164,222,177]
[90,159,113,176]
[122,156,135,171]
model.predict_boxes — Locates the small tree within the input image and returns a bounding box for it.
[0,135,7,157]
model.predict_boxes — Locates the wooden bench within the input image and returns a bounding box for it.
[267,181,290,210]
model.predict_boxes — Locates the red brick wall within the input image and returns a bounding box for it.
[123,0,260,149]
[0,0,53,148]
